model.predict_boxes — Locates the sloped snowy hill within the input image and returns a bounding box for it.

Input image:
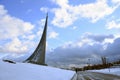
[0,60,75,80]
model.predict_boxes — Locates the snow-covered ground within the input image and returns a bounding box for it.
[89,67,120,76]
[0,60,75,80]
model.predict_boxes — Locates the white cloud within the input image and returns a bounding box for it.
[83,33,114,42]
[51,0,119,28]
[0,15,34,39]
[0,5,7,16]
[114,34,120,38]
[52,0,69,8]
[40,7,49,13]
[47,33,120,67]
[72,26,77,30]
[5,38,28,53]
[106,20,120,29]
[37,18,46,27]
[103,38,114,44]
[22,34,35,40]
[52,8,76,28]
[112,0,120,4]
[0,5,35,54]
[77,0,117,23]
[48,31,59,39]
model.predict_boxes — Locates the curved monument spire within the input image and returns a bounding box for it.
[24,14,48,65]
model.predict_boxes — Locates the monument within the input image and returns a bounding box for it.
[24,14,48,65]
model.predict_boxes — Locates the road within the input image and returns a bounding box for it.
[71,71,120,80]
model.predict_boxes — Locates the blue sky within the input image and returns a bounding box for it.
[0,0,120,67]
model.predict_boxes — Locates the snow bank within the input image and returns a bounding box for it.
[0,60,75,80]
[89,68,120,76]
